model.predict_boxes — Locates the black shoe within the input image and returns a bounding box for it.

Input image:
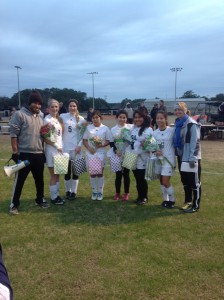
[167,201,175,209]
[183,206,199,213]
[161,201,168,208]
[51,196,64,205]
[36,198,49,208]
[69,193,76,200]
[134,198,140,204]
[137,198,148,205]
[65,191,71,199]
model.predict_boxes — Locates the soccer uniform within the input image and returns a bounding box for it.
[60,113,85,197]
[153,127,176,176]
[44,114,63,167]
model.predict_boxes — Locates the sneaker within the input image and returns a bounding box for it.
[167,201,175,209]
[69,193,76,200]
[91,193,98,201]
[51,196,64,205]
[65,191,71,199]
[36,198,50,208]
[9,206,19,215]
[137,198,148,205]
[122,193,129,201]
[161,201,168,208]
[97,193,103,201]
[183,206,199,213]
[114,193,121,201]
[181,202,192,210]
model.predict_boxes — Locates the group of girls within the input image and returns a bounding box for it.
[43,99,176,207]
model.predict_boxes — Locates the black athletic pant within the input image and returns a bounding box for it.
[177,157,202,209]
[115,167,130,194]
[132,168,148,200]
[11,153,45,207]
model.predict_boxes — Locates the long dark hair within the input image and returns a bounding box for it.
[133,108,151,136]
[116,109,128,118]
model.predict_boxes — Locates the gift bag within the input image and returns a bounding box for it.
[88,156,103,175]
[71,156,87,176]
[110,154,122,173]
[122,151,138,170]
[145,157,160,181]
[54,153,69,174]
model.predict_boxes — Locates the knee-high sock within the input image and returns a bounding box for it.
[97,176,104,194]
[90,177,97,193]
[50,185,58,200]
[160,185,168,201]
[71,179,79,194]
[56,181,60,196]
[64,180,71,192]
[166,186,175,202]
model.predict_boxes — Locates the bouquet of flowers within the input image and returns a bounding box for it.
[141,134,160,152]
[114,128,134,153]
[89,136,103,148]
[40,123,56,142]
[77,122,88,143]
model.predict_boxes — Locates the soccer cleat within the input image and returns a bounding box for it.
[36,198,49,208]
[51,196,64,205]
[183,206,199,213]
[122,193,129,201]
[69,193,76,200]
[9,206,19,215]
[97,193,103,201]
[137,198,148,205]
[114,193,121,201]
[161,201,168,208]
[167,201,175,209]
[91,193,98,201]
[65,191,71,199]
[181,202,192,210]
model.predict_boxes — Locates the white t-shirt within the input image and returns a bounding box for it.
[127,126,153,169]
[153,127,176,167]
[60,113,85,150]
[83,123,111,156]
[44,114,63,149]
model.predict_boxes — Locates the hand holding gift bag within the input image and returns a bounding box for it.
[54,153,69,174]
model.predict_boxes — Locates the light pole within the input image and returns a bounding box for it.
[14,66,22,108]
[87,72,98,110]
[170,67,183,102]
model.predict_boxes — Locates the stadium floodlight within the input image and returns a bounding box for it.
[14,66,22,108]
[87,72,98,110]
[170,67,183,102]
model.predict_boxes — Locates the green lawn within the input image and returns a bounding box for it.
[0,135,224,300]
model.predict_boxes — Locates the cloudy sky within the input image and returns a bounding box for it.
[0,0,224,102]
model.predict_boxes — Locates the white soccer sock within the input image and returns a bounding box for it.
[71,179,79,194]
[64,180,71,192]
[50,185,58,200]
[90,177,97,193]
[166,186,175,202]
[97,176,104,194]
[160,185,168,201]
[56,181,60,196]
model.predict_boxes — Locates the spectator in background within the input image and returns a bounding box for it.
[124,102,133,124]
[138,101,148,115]
[87,107,94,122]
[150,103,159,129]
[158,100,167,113]
[59,102,67,114]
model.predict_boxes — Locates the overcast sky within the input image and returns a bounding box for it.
[0,0,224,102]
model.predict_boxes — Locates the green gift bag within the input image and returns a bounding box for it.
[122,151,138,170]
[54,153,69,174]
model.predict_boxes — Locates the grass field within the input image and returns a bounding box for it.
[0,123,224,299]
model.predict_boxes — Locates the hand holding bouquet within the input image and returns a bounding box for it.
[40,123,56,142]
[89,136,103,149]
[77,121,88,143]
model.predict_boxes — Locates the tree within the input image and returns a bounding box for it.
[181,90,200,98]
[211,93,224,102]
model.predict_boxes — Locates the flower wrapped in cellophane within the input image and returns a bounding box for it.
[114,128,134,153]
[141,135,165,164]
[40,123,56,142]
[77,122,88,143]
[89,136,103,148]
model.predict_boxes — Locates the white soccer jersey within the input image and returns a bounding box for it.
[127,126,153,169]
[153,127,176,167]
[44,114,63,148]
[60,113,85,150]
[83,123,111,156]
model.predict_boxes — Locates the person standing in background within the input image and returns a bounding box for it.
[124,102,133,124]
[60,99,86,200]
[59,102,67,114]
[87,107,93,122]
[150,103,159,129]
[9,90,49,214]
[173,102,202,213]
[158,100,167,113]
